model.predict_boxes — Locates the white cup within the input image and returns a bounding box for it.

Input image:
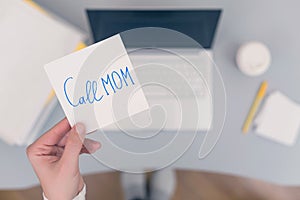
[236,41,271,76]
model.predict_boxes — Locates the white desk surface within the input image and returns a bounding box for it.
[1,0,300,189]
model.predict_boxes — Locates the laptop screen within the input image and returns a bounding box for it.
[87,10,221,49]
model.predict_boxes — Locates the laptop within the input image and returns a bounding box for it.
[87,10,221,131]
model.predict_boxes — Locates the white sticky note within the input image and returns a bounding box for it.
[45,34,149,132]
[254,91,300,146]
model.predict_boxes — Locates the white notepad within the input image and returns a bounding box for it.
[254,91,300,146]
[0,0,85,145]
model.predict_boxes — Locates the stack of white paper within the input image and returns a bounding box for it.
[0,0,86,145]
[254,91,300,146]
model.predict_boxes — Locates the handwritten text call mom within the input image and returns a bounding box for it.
[64,66,135,107]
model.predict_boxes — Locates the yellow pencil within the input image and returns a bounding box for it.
[242,81,268,134]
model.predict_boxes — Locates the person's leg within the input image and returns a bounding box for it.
[121,172,146,200]
[150,169,176,200]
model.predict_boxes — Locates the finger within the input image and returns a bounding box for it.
[57,132,70,147]
[82,139,101,154]
[38,145,65,157]
[38,118,71,145]
[57,128,95,147]
[60,123,86,169]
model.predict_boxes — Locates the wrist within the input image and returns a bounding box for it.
[76,178,85,197]
[43,183,86,200]
[73,184,86,200]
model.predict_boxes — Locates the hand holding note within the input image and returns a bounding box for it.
[26,119,100,199]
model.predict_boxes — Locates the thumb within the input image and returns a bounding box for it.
[61,123,86,169]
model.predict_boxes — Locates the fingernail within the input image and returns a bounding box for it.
[94,142,101,150]
[90,142,101,153]
[75,123,86,137]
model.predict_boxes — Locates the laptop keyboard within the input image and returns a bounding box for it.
[131,53,212,98]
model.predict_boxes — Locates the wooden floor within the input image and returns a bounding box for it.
[1,170,300,200]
